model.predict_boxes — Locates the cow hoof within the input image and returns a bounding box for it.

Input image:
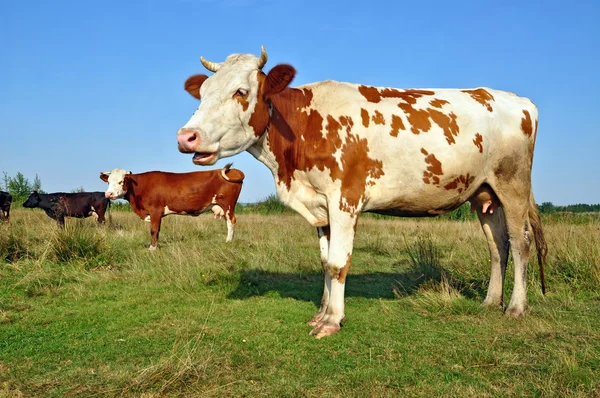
[481,297,503,308]
[309,320,341,339]
[505,304,527,318]
[148,245,157,251]
[307,311,326,327]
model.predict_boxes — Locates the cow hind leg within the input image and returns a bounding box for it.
[308,226,330,327]
[475,202,509,308]
[497,191,532,317]
[309,211,358,339]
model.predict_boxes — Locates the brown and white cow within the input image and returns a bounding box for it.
[100,164,244,250]
[176,47,547,338]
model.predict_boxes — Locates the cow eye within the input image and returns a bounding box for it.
[235,88,248,97]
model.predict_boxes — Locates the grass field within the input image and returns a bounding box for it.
[1,208,599,397]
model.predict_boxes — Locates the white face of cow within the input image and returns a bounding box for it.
[100,168,131,199]
[177,47,296,165]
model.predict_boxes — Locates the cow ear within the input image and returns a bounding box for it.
[185,74,208,100]
[100,173,109,183]
[264,64,295,96]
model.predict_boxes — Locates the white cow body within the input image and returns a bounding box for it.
[177,48,546,338]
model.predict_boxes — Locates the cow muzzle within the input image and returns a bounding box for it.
[177,128,201,153]
[177,128,218,165]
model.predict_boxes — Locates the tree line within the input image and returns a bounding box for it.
[1,172,45,204]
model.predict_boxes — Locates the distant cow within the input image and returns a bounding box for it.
[176,47,547,338]
[100,163,244,250]
[0,191,12,221]
[23,191,111,226]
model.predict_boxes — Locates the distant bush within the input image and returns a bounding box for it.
[539,201,600,214]
[1,171,44,205]
[236,194,295,215]
[110,201,132,212]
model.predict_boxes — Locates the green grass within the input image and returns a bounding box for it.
[1,208,599,397]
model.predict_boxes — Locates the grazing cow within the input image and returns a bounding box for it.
[100,163,244,250]
[23,191,111,226]
[176,47,548,338]
[0,191,12,221]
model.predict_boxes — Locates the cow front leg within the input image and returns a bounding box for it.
[225,212,236,242]
[149,212,162,251]
[309,212,358,339]
[308,225,330,326]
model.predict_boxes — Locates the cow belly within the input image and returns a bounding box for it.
[365,174,483,216]
[162,204,212,218]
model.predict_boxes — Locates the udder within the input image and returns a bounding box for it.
[469,185,501,214]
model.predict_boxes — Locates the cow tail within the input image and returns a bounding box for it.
[221,163,245,183]
[529,190,547,295]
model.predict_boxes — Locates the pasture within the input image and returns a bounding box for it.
[1,208,599,397]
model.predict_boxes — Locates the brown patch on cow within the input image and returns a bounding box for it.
[372,110,385,125]
[235,95,249,111]
[340,115,354,133]
[266,87,383,212]
[360,108,370,127]
[399,103,432,135]
[358,86,434,104]
[421,148,444,185]
[338,254,352,284]
[521,110,533,137]
[326,115,342,140]
[358,85,382,103]
[394,89,435,104]
[473,133,483,153]
[462,88,494,112]
[443,174,475,193]
[339,134,384,212]
[430,99,449,108]
[390,115,405,137]
[248,73,273,137]
[428,109,459,145]
[397,97,461,144]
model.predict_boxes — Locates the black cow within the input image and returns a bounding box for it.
[0,191,12,221]
[23,191,111,226]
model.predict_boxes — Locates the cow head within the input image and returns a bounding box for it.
[177,46,296,165]
[100,169,132,199]
[22,191,42,208]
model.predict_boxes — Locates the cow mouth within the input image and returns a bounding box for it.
[192,152,217,165]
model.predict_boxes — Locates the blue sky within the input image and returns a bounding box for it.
[1,0,598,205]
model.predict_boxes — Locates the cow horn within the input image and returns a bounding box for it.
[257,45,268,69]
[200,56,222,73]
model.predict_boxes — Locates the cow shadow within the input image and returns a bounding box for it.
[227,263,487,306]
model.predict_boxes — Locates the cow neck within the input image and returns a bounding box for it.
[248,86,340,191]
[123,179,141,213]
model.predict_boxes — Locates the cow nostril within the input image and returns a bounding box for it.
[187,133,197,143]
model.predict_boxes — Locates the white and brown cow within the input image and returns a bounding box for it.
[176,47,547,338]
[100,164,244,250]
